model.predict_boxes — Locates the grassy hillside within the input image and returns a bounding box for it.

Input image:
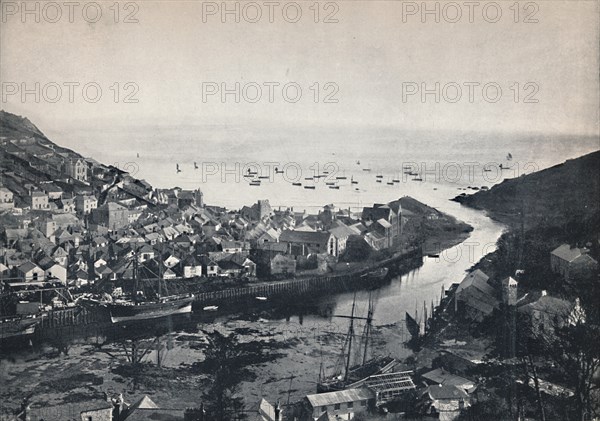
[453,150,600,231]
[0,110,46,140]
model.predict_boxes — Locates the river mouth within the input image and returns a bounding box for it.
[0,182,505,412]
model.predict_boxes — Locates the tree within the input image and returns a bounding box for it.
[519,301,600,421]
[199,329,262,421]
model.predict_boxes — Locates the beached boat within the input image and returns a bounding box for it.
[105,251,194,323]
[203,305,219,311]
[317,293,397,392]
[0,315,40,340]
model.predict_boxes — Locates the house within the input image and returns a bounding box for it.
[361,202,402,244]
[364,230,387,251]
[17,261,45,281]
[64,157,88,182]
[199,255,219,276]
[27,191,49,210]
[137,244,155,262]
[418,385,471,421]
[305,387,374,420]
[279,230,337,257]
[328,221,360,256]
[181,255,203,278]
[41,183,63,200]
[421,368,476,394]
[454,269,499,321]
[0,187,14,209]
[39,259,67,284]
[118,395,187,421]
[217,259,244,277]
[258,398,282,421]
[22,398,113,421]
[550,244,598,281]
[58,196,75,213]
[92,202,130,230]
[518,291,586,334]
[271,254,297,275]
[221,240,246,253]
[241,199,272,221]
[75,194,98,214]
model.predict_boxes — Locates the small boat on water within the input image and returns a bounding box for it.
[305,177,314,180]
[258,175,269,179]
[392,178,400,183]
[351,177,358,185]
[361,267,389,281]
[304,185,316,190]
[255,296,267,301]
[427,254,440,258]
[412,176,423,182]
[376,179,382,183]
[292,182,302,186]
[375,175,383,179]
[362,168,371,172]
[329,185,340,190]
[203,305,219,312]
[249,181,261,186]
[325,182,336,186]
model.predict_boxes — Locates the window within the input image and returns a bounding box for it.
[361,400,367,407]
[334,404,340,410]
[321,406,327,413]
[347,402,353,409]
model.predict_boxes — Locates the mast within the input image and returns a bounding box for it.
[133,246,138,302]
[362,292,374,365]
[344,293,357,381]
[158,243,163,298]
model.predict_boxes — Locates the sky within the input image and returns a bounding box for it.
[1,0,599,143]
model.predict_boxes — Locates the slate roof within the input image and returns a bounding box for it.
[306,387,374,407]
[551,244,584,262]
[426,384,469,401]
[280,230,332,244]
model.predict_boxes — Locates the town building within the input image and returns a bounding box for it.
[64,157,88,182]
[305,388,374,420]
[92,202,130,231]
[17,260,45,282]
[550,244,598,281]
[0,186,14,209]
[27,191,49,210]
[454,269,499,322]
[279,230,337,257]
[418,385,471,421]
[271,254,297,275]
[75,194,98,215]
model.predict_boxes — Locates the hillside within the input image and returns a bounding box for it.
[0,110,47,140]
[453,150,600,230]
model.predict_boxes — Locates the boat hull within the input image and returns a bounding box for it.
[108,297,193,323]
[0,318,39,340]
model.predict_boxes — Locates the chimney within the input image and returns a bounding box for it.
[275,399,282,421]
[541,290,547,296]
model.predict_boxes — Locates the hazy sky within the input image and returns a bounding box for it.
[1,0,599,139]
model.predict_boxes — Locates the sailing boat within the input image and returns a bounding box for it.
[106,250,194,323]
[317,293,397,392]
